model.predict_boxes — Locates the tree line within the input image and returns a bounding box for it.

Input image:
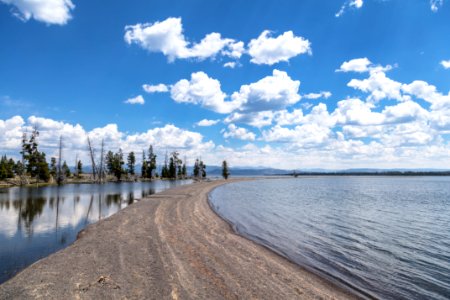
[0,128,232,184]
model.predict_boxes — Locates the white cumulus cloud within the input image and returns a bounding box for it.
[232,69,301,112]
[196,119,220,127]
[124,17,244,62]
[303,91,332,100]
[1,0,75,25]
[248,30,311,65]
[430,0,444,12]
[222,124,256,141]
[336,0,364,17]
[441,60,450,69]
[170,71,240,114]
[142,83,169,93]
[337,57,372,73]
[124,95,145,105]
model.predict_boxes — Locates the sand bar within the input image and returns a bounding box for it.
[0,179,358,299]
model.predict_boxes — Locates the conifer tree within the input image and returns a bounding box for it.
[77,160,83,177]
[182,161,187,178]
[200,161,206,178]
[50,157,57,178]
[141,150,147,178]
[127,151,136,175]
[169,157,176,179]
[222,160,230,179]
[62,161,71,178]
[193,159,200,178]
[148,145,157,179]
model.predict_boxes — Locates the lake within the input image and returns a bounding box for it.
[0,180,191,284]
[209,177,450,300]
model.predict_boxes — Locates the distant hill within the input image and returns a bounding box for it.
[76,164,450,177]
[206,166,291,176]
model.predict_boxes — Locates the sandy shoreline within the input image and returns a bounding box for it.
[0,179,358,299]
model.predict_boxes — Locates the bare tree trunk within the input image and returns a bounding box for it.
[75,153,78,179]
[56,136,64,185]
[87,136,97,182]
[99,139,105,183]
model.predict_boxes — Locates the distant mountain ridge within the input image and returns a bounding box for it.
[74,164,450,176]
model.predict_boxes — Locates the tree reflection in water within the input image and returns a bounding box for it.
[0,180,191,284]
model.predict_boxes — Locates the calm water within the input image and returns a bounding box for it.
[209,177,450,300]
[0,180,191,284]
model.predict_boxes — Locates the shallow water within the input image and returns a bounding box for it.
[209,177,450,300]
[0,180,191,284]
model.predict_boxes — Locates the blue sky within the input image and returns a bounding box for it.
[1,0,450,169]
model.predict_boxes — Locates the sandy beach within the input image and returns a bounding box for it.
[0,179,358,299]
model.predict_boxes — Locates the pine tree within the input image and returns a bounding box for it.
[200,161,206,178]
[23,128,40,177]
[141,150,147,178]
[114,149,125,181]
[106,151,114,175]
[77,160,83,177]
[36,152,50,182]
[193,159,200,178]
[182,162,187,178]
[0,156,7,180]
[222,160,230,179]
[169,157,176,179]
[50,157,57,178]
[148,145,157,179]
[62,161,71,178]
[161,151,169,179]
[127,152,136,175]
[14,161,24,177]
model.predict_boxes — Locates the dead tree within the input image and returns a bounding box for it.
[56,136,64,185]
[98,139,105,183]
[75,153,78,178]
[87,136,98,181]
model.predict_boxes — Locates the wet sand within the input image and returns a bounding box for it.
[0,179,358,299]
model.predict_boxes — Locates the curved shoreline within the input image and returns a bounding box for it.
[0,179,358,299]
[208,182,374,300]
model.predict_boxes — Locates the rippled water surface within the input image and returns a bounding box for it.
[210,177,450,299]
[0,180,191,284]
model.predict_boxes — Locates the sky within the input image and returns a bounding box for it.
[1,0,450,169]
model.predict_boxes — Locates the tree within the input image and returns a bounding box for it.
[77,160,83,177]
[0,155,14,180]
[127,152,136,175]
[105,149,125,181]
[148,145,157,179]
[193,159,200,178]
[182,161,187,178]
[106,151,114,175]
[36,152,50,182]
[23,128,40,177]
[116,149,125,180]
[62,161,71,178]
[19,128,51,183]
[7,158,15,178]
[168,151,181,179]
[169,157,176,179]
[161,151,169,178]
[141,150,147,178]
[222,160,230,179]
[200,161,206,178]
[14,160,24,177]
[50,157,57,178]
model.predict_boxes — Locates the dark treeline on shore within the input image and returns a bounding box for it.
[288,171,450,177]
[0,128,230,186]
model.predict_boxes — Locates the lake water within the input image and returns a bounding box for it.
[0,180,191,284]
[209,177,450,300]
